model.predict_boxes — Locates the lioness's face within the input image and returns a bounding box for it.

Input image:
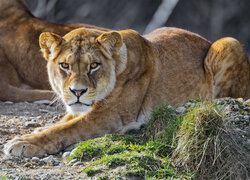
[52,46,116,114]
[39,29,126,114]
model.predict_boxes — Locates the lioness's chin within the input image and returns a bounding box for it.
[66,104,92,115]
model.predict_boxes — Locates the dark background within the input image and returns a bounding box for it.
[25,0,250,58]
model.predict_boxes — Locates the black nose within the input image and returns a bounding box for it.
[69,88,88,97]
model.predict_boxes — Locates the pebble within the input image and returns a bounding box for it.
[62,152,71,159]
[185,102,192,107]
[42,155,54,163]
[72,162,82,166]
[53,161,60,166]
[70,148,78,156]
[59,162,66,167]
[233,105,239,110]
[67,159,78,166]
[176,107,186,113]
[23,162,32,167]
[31,157,40,162]
[243,115,249,120]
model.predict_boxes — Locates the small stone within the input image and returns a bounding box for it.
[243,115,249,120]
[53,161,60,166]
[67,159,78,165]
[176,107,186,113]
[62,152,71,159]
[72,161,82,166]
[24,162,32,167]
[31,157,40,162]
[224,105,231,111]
[25,122,41,128]
[59,162,65,167]
[70,148,77,156]
[4,101,13,104]
[42,155,54,163]
[233,105,239,110]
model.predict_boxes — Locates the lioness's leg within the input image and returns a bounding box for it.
[4,111,120,157]
[0,81,55,102]
[0,49,54,102]
[204,37,249,99]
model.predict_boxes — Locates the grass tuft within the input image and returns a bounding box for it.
[171,102,249,179]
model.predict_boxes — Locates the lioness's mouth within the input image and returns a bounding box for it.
[69,102,92,106]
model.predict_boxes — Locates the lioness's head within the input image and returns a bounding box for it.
[39,28,127,114]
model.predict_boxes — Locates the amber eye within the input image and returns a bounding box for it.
[89,62,100,71]
[59,62,69,70]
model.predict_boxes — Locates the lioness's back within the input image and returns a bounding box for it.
[144,27,211,105]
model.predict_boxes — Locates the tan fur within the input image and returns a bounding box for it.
[0,0,109,102]
[4,27,249,157]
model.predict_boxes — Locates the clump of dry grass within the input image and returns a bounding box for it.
[171,102,249,179]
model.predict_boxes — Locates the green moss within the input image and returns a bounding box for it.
[69,103,191,179]
[69,139,105,161]
[84,167,102,176]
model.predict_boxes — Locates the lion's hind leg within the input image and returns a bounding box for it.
[204,37,249,99]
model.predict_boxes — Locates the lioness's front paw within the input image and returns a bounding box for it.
[4,136,46,157]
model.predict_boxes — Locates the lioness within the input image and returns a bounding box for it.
[0,0,108,102]
[4,27,249,157]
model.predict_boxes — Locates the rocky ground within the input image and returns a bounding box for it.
[0,101,90,180]
[0,98,249,179]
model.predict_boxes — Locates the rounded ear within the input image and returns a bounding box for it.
[96,31,123,58]
[39,32,63,61]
